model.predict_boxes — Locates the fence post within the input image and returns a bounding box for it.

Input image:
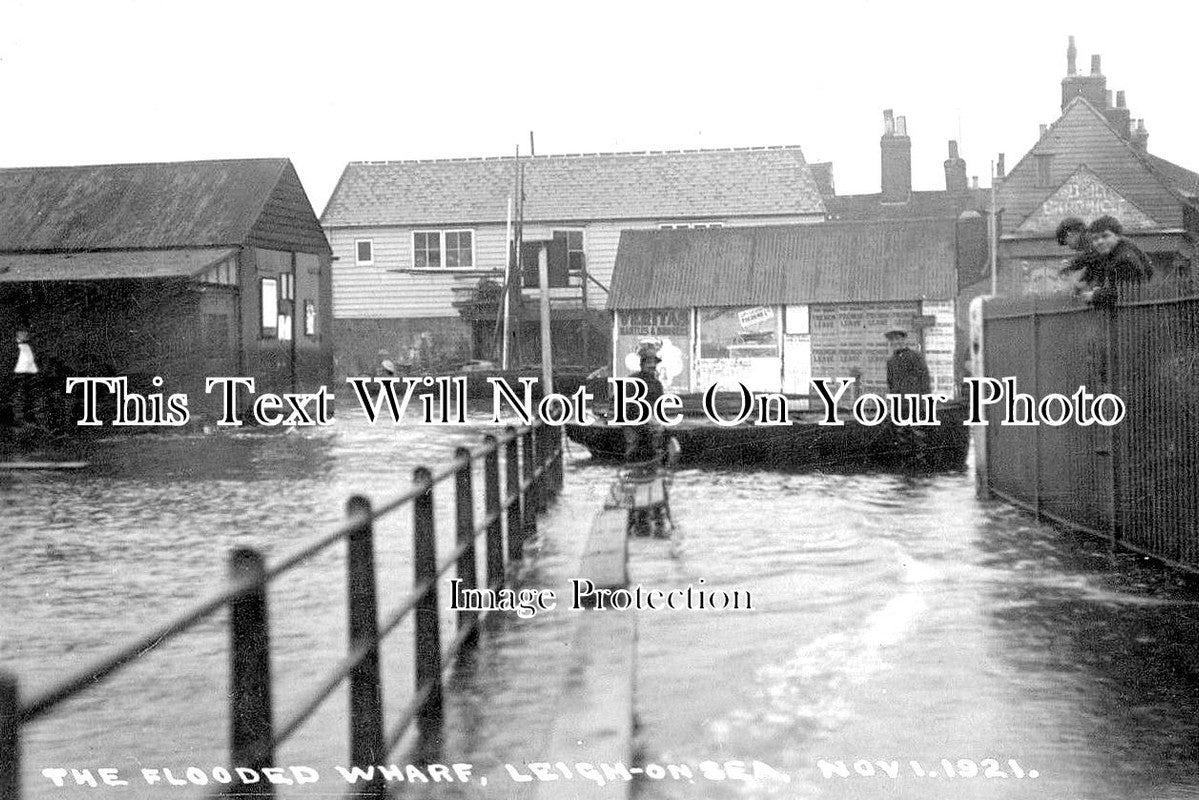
[345,495,385,795]
[505,427,523,565]
[522,424,540,535]
[483,435,504,590]
[1,672,18,800]
[1032,310,1042,520]
[1106,306,1122,551]
[412,467,444,750]
[227,548,274,797]
[454,447,479,651]
[552,423,564,497]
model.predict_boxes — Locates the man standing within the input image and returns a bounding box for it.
[12,329,39,425]
[884,329,931,396]
[625,343,665,463]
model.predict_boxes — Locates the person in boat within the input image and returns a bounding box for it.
[624,344,665,464]
[1081,215,1153,307]
[884,329,931,396]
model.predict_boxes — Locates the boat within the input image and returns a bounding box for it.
[565,399,972,472]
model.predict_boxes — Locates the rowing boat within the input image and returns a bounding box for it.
[565,400,971,471]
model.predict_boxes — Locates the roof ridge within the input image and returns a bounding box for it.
[347,145,807,166]
[0,157,289,172]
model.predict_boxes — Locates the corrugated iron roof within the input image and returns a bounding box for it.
[608,219,958,309]
[0,159,291,252]
[0,247,237,283]
[320,147,825,227]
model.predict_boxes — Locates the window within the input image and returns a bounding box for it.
[355,240,374,265]
[1036,154,1055,187]
[553,230,585,274]
[260,278,278,338]
[305,300,317,337]
[261,273,296,340]
[413,230,474,269]
[199,257,239,286]
[277,271,294,341]
[659,222,726,230]
[699,306,778,359]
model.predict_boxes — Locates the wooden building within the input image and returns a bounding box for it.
[988,38,1199,295]
[608,219,969,399]
[320,148,827,376]
[0,158,333,420]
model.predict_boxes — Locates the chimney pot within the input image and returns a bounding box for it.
[1117,90,1126,108]
[997,153,1006,178]
[1067,35,1077,75]
[880,109,911,202]
[1091,54,1101,75]
[1106,89,1113,108]
[948,140,959,159]
[972,176,979,190]
[1040,123,1048,137]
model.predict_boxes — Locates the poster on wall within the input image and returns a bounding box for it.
[615,308,690,391]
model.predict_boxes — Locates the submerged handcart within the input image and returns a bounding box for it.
[603,433,680,537]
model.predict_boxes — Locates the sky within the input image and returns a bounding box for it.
[1,0,1196,215]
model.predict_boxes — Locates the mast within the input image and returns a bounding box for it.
[501,193,513,369]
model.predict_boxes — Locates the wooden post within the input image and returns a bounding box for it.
[454,447,479,651]
[345,495,384,794]
[412,467,444,750]
[522,425,539,530]
[552,423,564,497]
[483,436,504,590]
[227,548,274,796]
[1106,307,1122,552]
[0,672,19,800]
[505,428,523,565]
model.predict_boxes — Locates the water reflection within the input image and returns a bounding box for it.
[4,425,1199,800]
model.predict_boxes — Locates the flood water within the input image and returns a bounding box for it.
[3,411,1199,800]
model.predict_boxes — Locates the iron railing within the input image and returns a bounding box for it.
[0,421,565,798]
[978,286,1199,573]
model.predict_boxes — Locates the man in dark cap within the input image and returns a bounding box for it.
[625,343,665,463]
[884,329,931,396]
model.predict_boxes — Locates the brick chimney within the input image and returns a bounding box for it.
[881,109,911,203]
[1104,90,1132,139]
[1132,119,1149,152]
[996,153,1006,179]
[944,140,968,193]
[1061,38,1107,110]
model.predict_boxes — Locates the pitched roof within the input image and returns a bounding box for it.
[608,219,958,309]
[0,159,292,252]
[997,97,1196,233]
[0,247,237,283]
[1144,154,1199,198]
[321,147,826,227]
[824,189,988,221]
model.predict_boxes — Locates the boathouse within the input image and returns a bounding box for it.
[320,148,827,376]
[608,218,977,399]
[0,159,333,420]
[987,38,1199,296]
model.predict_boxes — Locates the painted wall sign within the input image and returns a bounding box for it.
[1017,166,1156,233]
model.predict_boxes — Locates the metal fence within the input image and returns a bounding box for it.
[0,421,565,799]
[978,288,1199,573]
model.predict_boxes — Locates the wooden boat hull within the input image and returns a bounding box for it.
[566,401,971,471]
